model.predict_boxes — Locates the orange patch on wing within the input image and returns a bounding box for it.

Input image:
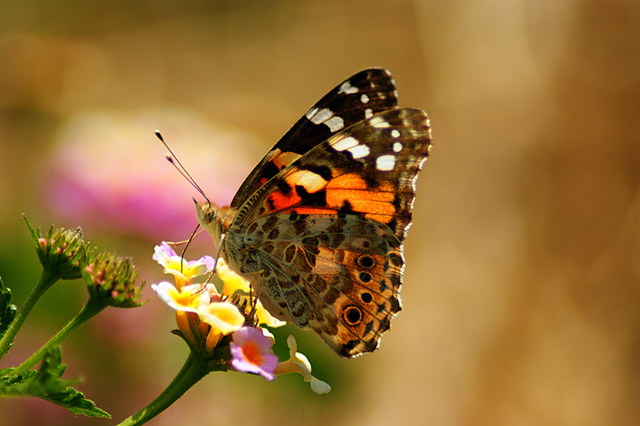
[325,174,397,222]
[267,189,302,211]
[365,212,394,223]
[257,150,302,187]
[291,207,338,215]
[358,200,396,215]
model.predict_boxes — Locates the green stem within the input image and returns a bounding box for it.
[116,351,210,426]
[11,297,107,376]
[0,268,60,362]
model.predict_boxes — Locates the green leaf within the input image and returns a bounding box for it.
[0,276,17,344]
[0,346,110,418]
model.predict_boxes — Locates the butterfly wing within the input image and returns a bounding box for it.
[224,108,432,357]
[230,68,398,209]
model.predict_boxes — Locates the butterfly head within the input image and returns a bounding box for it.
[194,199,235,247]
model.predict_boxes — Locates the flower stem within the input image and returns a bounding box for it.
[11,297,107,376]
[0,268,60,362]
[116,351,211,426]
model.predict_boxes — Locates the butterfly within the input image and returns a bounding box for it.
[196,68,432,358]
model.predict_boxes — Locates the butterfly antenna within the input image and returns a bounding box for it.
[155,130,211,204]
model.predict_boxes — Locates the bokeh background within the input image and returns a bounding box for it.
[1,0,639,425]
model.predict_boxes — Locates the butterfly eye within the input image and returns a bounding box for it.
[342,305,363,326]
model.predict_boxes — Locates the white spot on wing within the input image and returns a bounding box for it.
[338,81,358,94]
[308,108,333,124]
[376,155,396,171]
[332,136,359,151]
[360,93,370,104]
[349,144,371,159]
[411,174,419,192]
[273,151,302,169]
[305,107,318,120]
[370,116,390,128]
[393,142,403,152]
[324,116,344,132]
[285,170,327,193]
[364,108,373,119]
[391,129,401,138]
[306,107,344,132]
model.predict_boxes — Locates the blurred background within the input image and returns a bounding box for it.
[1,0,639,425]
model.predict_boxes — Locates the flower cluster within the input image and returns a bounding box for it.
[151,242,330,394]
[83,251,146,308]
[23,217,146,309]
[24,217,86,280]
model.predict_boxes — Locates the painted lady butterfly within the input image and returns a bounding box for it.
[196,68,432,358]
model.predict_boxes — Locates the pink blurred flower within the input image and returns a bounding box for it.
[44,109,258,239]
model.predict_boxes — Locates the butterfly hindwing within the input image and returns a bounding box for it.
[230,68,398,209]
[229,213,405,358]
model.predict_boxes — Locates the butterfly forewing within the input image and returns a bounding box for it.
[235,108,432,242]
[230,68,398,209]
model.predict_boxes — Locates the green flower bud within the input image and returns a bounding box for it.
[82,251,146,308]
[24,216,86,280]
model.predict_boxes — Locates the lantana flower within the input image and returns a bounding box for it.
[83,251,146,308]
[197,301,245,350]
[216,259,285,328]
[152,282,214,348]
[229,327,279,381]
[275,335,332,395]
[153,242,214,289]
[24,218,86,281]
[151,241,329,393]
